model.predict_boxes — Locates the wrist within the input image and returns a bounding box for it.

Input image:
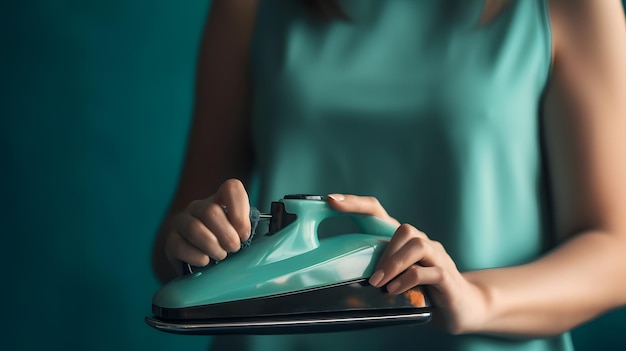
[456,271,497,335]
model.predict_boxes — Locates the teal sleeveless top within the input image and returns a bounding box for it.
[213,0,574,350]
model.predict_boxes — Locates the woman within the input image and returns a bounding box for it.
[153,0,626,350]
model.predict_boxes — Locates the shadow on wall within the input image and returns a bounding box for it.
[0,1,624,350]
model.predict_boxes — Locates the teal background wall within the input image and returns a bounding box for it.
[1,1,210,350]
[1,1,624,350]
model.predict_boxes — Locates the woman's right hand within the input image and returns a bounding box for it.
[164,179,251,276]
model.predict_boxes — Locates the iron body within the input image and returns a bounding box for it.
[146,195,431,335]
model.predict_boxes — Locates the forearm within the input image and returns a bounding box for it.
[464,229,626,337]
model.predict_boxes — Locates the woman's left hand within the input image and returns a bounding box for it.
[327,193,490,334]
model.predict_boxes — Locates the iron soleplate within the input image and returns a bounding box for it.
[146,280,431,335]
[145,308,431,335]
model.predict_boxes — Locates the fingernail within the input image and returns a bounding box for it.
[327,194,345,201]
[386,281,400,294]
[369,270,384,286]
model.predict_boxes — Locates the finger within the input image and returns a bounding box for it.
[370,226,441,288]
[376,224,428,270]
[176,213,230,260]
[371,238,431,287]
[165,231,212,273]
[214,179,251,240]
[327,194,400,226]
[188,201,243,253]
[385,265,449,295]
[326,194,387,217]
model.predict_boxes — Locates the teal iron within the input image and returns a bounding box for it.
[145,195,431,335]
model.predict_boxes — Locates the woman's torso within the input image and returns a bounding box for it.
[215,0,572,350]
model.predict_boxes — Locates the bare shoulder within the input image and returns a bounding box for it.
[544,0,626,117]
[208,0,259,27]
[548,0,626,60]
[203,0,259,46]
[544,0,626,105]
